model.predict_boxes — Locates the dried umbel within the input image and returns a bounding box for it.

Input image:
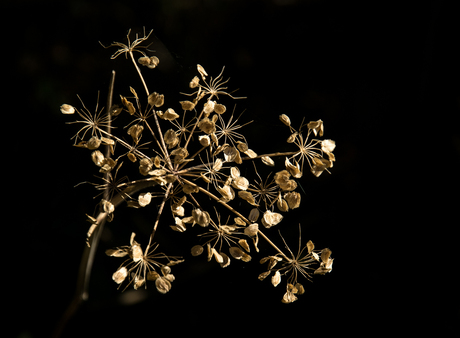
[63,28,336,302]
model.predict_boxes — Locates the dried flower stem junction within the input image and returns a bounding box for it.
[61,29,335,305]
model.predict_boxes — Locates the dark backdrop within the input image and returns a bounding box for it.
[7,0,459,337]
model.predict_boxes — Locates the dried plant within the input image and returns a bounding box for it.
[61,28,336,308]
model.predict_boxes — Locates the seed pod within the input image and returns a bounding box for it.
[60,104,75,115]
[189,76,200,88]
[279,114,291,126]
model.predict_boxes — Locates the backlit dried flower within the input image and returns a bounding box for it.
[64,30,336,304]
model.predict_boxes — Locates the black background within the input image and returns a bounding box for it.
[7,0,459,337]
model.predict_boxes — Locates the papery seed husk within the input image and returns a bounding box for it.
[306,240,315,254]
[287,133,297,143]
[271,270,281,287]
[112,267,128,284]
[199,135,211,147]
[163,108,179,120]
[234,217,246,226]
[282,291,298,304]
[241,252,252,262]
[127,152,137,162]
[214,103,226,114]
[284,191,301,209]
[229,246,244,259]
[248,208,260,222]
[138,192,152,207]
[86,136,101,150]
[191,245,204,256]
[279,114,291,126]
[212,248,224,263]
[60,104,75,114]
[244,149,258,158]
[258,271,271,281]
[261,156,275,166]
[238,191,259,206]
[138,56,150,66]
[236,141,248,152]
[105,248,128,257]
[204,100,215,114]
[238,239,250,252]
[230,166,240,179]
[197,64,208,79]
[190,76,200,88]
[232,176,249,190]
[180,100,195,111]
[147,270,160,281]
[148,56,159,68]
[91,150,104,167]
[277,198,289,212]
[155,277,172,294]
[220,252,231,268]
[101,199,114,214]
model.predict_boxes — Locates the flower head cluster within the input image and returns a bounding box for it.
[62,29,336,301]
[106,233,183,293]
[259,227,333,303]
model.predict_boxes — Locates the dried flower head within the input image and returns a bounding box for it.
[63,28,336,304]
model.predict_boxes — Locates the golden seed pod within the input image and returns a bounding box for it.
[148,92,164,107]
[189,76,200,88]
[191,245,204,256]
[180,100,196,111]
[271,270,281,287]
[279,114,291,126]
[60,104,75,115]
[261,156,275,166]
[197,64,208,80]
